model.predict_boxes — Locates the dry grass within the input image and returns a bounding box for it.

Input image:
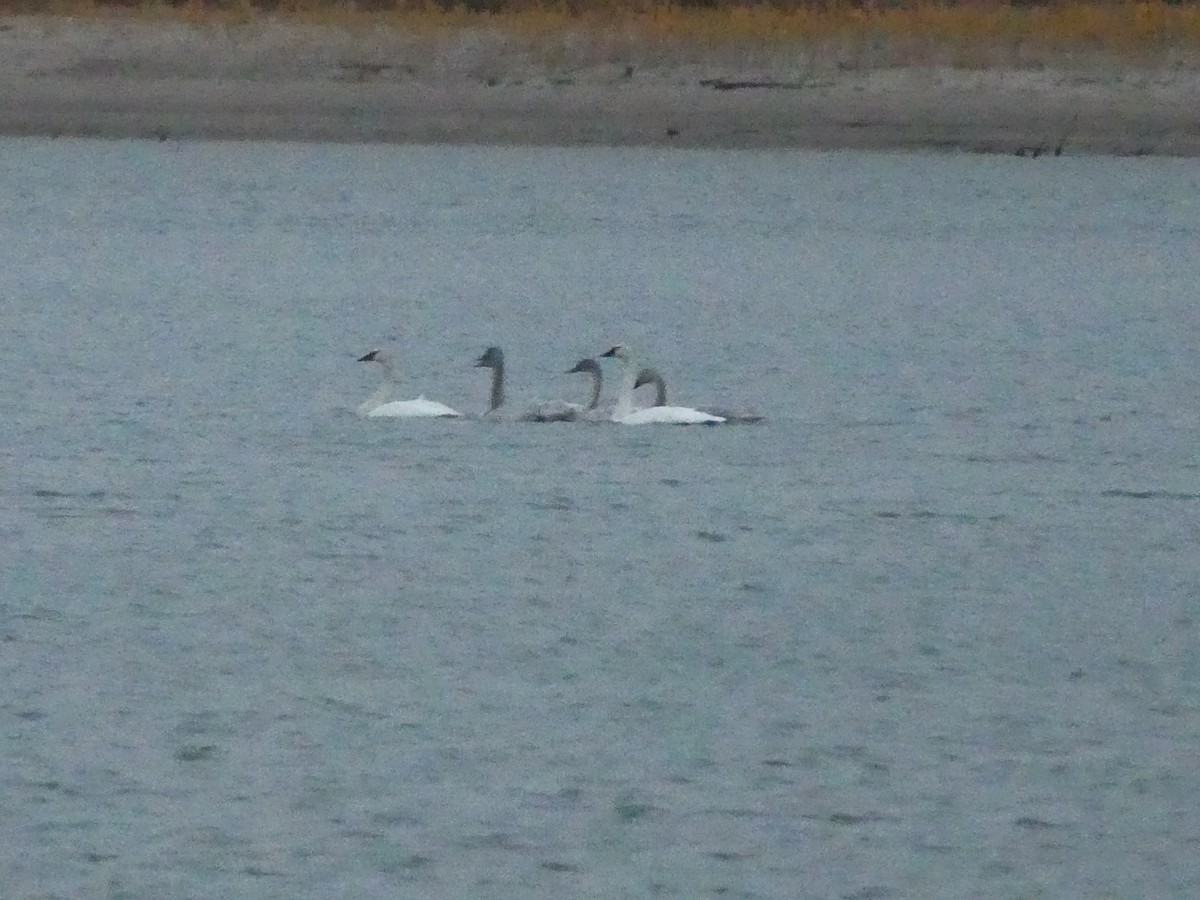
[3,0,1200,66]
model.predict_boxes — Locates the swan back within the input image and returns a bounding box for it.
[615,406,725,425]
[368,397,461,418]
[523,399,581,423]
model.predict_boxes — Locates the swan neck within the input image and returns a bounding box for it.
[587,371,602,410]
[361,356,397,413]
[652,374,667,407]
[489,360,505,412]
[614,356,637,419]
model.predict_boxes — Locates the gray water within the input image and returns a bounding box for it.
[2,137,1199,899]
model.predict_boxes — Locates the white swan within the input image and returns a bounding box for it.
[599,345,725,425]
[357,349,461,418]
[475,347,589,422]
[634,367,764,424]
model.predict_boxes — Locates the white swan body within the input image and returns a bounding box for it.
[616,405,725,425]
[367,397,462,418]
[600,345,725,426]
[357,349,461,418]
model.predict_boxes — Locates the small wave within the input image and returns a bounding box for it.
[803,810,898,826]
[541,860,582,873]
[944,452,1068,465]
[1014,816,1069,831]
[33,488,109,500]
[1101,489,1199,501]
[31,486,141,520]
[874,510,1007,524]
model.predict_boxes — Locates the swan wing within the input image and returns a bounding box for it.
[523,399,583,423]
[615,406,725,425]
[367,398,461,418]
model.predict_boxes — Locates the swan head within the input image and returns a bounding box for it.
[600,345,632,361]
[567,358,601,376]
[358,349,386,364]
[633,368,657,389]
[475,346,504,369]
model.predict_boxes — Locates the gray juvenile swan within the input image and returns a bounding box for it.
[562,357,664,421]
[632,366,668,407]
[566,358,604,412]
[474,346,580,422]
[634,368,764,424]
[599,345,725,425]
[357,349,461,418]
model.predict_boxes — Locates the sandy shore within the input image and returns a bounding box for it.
[2,16,1198,155]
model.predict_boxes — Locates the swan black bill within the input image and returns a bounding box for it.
[476,346,503,368]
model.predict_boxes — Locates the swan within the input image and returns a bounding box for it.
[577,359,670,416]
[599,345,725,425]
[558,357,637,422]
[357,349,461,418]
[474,346,580,422]
[634,367,764,424]
[567,357,667,410]
[566,358,604,413]
[556,357,662,424]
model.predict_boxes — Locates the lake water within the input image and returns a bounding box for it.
[2,137,1198,899]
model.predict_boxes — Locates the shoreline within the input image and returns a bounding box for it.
[2,16,1199,155]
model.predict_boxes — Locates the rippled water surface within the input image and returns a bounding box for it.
[2,137,1199,899]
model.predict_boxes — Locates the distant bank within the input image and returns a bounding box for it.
[1,15,1197,155]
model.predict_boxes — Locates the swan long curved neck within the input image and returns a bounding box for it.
[637,367,667,406]
[377,355,397,389]
[586,369,601,410]
[489,358,505,412]
[652,375,666,407]
[361,354,397,413]
[614,355,638,419]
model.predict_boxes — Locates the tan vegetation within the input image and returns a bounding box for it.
[2,1,1199,69]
